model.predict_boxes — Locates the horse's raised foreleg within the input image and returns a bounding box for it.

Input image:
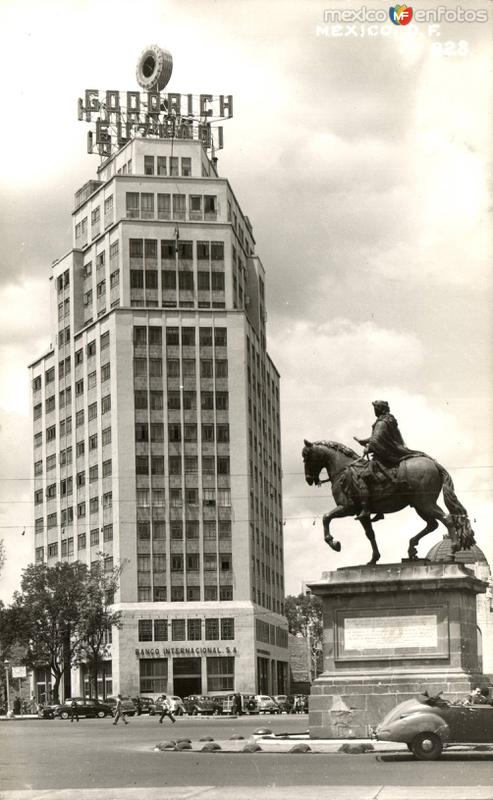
[322,506,352,552]
[408,507,442,559]
[358,517,381,564]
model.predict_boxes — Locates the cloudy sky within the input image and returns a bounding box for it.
[0,0,491,602]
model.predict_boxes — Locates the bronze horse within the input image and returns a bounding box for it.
[302,439,475,564]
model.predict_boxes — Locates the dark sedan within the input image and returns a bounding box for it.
[54,698,113,719]
[183,695,222,715]
[376,691,493,759]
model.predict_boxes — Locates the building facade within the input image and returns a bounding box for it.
[29,130,288,700]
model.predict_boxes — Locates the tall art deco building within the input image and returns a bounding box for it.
[29,47,288,701]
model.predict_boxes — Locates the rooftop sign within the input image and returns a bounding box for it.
[78,45,233,159]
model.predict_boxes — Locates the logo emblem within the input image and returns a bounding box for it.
[389,4,413,25]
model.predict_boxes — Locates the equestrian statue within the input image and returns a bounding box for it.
[302,400,475,564]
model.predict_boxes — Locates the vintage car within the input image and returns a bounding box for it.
[375,692,493,760]
[149,695,185,716]
[54,697,113,719]
[255,695,281,714]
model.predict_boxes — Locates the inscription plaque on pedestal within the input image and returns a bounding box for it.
[335,605,449,661]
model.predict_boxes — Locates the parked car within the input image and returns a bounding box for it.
[37,704,56,719]
[131,696,154,714]
[54,697,113,719]
[375,691,493,760]
[183,695,222,715]
[149,695,185,716]
[255,695,281,714]
[273,695,290,713]
[210,694,258,715]
[105,696,137,717]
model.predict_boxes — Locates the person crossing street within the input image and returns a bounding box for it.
[112,694,129,726]
[158,695,176,725]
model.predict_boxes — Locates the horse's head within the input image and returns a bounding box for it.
[302,439,323,486]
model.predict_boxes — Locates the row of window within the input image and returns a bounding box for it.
[137,585,233,603]
[129,270,225,293]
[143,155,192,177]
[133,326,227,348]
[255,620,289,649]
[137,520,231,540]
[34,397,111,446]
[136,487,231,507]
[126,192,218,222]
[139,655,234,693]
[138,617,234,642]
[129,239,225,262]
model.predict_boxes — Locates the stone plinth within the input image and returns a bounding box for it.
[307,560,487,738]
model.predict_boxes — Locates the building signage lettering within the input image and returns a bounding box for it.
[135,645,238,658]
[78,90,233,158]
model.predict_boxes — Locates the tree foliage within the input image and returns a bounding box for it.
[74,559,122,699]
[10,558,122,702]
[285,592,324,678]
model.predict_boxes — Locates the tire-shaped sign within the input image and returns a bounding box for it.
[136,45,173,91]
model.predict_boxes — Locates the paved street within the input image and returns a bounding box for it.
[1,714,492,797]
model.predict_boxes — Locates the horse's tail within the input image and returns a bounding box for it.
[435,461,476,550]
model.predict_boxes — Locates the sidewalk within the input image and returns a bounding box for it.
[1,785,492,800]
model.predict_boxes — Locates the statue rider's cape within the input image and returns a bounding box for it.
[368,413,423,466]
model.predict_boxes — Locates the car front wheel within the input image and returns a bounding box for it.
[411,732,443,760]
[97,710,106,718]
[60,711,69,720]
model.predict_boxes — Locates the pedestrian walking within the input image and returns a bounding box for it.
[158,696,176,725]
[69,699,79,723]
[113,694,129,726]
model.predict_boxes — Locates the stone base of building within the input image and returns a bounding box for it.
[308,669,483,738]
[307,559,488,739]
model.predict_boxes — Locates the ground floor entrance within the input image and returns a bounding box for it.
[173,657,202,697]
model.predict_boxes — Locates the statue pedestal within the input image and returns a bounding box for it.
[307,560,487,739]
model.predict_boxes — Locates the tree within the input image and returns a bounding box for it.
[285,592,324,679]
[12,562,88,703]
[74,557,122,699]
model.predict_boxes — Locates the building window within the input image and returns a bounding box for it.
[90,529,99,547]
[206,657,234,692]
[171,586,184,602]
[181,157,192,176]
[88,402,97,421]
[205,586,218,601]
[144,156,154,175]
[171,619,186,640]
[102,426,111,446]
[221,618,235,640]
[169,157,179,177]
[78,532,86,550]
[139,658,167,693]
[141,193,154,219]
[187,619,202,640]
[138,619,153,641]
[171,555,183,571]
[219,585,233,601]
[47,543,58,558]
[103,524,113,542]
[101,395,111,414]
[138,587,152,602]
[154,619,168,641]
[102,459,112,478]
[205,618,219,640]
[157,156,167,176]
[126,192,139,218]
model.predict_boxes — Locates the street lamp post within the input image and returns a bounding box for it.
[4,660,11,716]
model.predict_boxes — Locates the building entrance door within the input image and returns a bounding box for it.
[173,657,202,697]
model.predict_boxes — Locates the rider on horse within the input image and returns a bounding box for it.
[354,400,422,520]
